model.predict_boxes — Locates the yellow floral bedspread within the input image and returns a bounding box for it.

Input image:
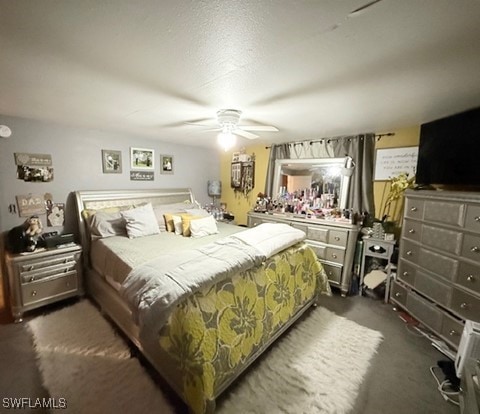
[157,242,330,414]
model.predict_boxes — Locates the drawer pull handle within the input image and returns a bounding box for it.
[31,290,37,297]
[332,254,338,259]
[467,275,475,282]
[29,266,34,271]
[334,236,340,241]
[408,229,415,234]
[410,207,418,212]
[66,282,70,287]
[403,271,409,277]
[460,302,469,309]
[449,330,458,336]
[395,292,401,298]
[30,277,35,282]
[475,216,480,222]
[471,246,479,253]
[406,250,413,256]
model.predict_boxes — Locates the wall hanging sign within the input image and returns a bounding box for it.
[130,147,154,170]
[46,202,65,226]
[130,171,154,181]
[14,152,54,182]
[374,146,418,181]
[16,194,45,217]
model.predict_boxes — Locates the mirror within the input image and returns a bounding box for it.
[272,157,354,210]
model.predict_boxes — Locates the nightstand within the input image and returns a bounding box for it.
[359,236,396,301]
[5,245,83,322]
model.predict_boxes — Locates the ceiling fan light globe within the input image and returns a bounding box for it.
[218,131,236,151]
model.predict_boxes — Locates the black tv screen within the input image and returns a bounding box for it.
[416,106,480,188]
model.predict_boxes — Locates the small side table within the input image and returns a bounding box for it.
[359,237,396,302]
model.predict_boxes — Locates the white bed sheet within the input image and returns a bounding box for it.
[90,222,244,289]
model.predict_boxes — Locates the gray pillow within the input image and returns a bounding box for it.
[89,211,127,239]
[121,203,160,239]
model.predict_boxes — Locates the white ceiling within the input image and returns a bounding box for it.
[1,0,480,149]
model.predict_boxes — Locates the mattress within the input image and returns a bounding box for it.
[90,221,245,288]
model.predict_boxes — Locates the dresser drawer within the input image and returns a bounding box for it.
[391,281,408,307]
[307,242,326,260]
[414,270,452,307]
[325,247,345,264]
[406,290,443,332]
[404,198,424,220]
[465,204,480,234]
[400,240,420,264]
[440,314,464,348]
[291,223,308,235]
[21,273,78,306]
[402,219,422,243]
[418,247,458,282]
[397,260,416,286]
[328,230,348,247]
[456,261,480,295]
[307,226,328,243]
[421,225,462,255]
[323,263,342,284]
[462,234,480,262]
[451,288,480,323]
[424,200,466,227]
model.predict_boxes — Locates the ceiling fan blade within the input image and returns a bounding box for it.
[239,125,279,132]
[234,129,259,139]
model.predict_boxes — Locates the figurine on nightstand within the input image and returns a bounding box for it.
[7,215,43,253]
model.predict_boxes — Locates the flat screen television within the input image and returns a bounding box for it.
[416,106,480,188]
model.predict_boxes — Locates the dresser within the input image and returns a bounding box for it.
[391,190,480,350]
[5,245,83,322]
[247,212,359,296]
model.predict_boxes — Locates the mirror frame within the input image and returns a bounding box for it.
[272,157,354,210]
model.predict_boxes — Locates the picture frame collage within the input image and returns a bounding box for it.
[101,148,174,180]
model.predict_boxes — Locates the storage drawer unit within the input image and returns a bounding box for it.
[6,245,83,322]
[392,190,480,350]
[248,212,358,296]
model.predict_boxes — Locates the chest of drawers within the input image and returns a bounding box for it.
[247,212,359,296]
[5,245,83,322]
[391,190,480,350]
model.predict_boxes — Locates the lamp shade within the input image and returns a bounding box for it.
[207,180,222,197]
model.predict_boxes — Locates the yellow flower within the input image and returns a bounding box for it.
[217,277,265,367]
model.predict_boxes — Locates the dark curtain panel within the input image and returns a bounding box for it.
[264,143,290,197]
[332,133,376,214]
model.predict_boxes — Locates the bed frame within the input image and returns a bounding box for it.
[74,188,322,413]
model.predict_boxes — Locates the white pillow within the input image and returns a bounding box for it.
[190,215,219,238]
[172,214,183,235]
[121,203,160,239]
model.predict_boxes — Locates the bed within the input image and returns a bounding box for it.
[74,188,331,414]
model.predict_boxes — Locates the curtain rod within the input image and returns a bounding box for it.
[264,132,395,149]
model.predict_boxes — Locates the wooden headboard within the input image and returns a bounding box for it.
[74,188,195,262]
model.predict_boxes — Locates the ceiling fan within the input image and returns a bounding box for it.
[187,109,279,140]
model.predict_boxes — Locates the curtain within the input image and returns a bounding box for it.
[264,143,290,197]
[265,133,376,214]
[332,133,376,214]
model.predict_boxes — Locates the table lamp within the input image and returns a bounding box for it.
[207,180,222,205]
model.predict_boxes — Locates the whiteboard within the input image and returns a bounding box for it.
[374,146,418,181]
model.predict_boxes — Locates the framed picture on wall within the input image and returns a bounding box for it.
[101,149,122,173]
[160,154,173,174]
[130,147,154,170]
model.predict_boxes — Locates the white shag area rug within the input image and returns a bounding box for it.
[27,300,383,414]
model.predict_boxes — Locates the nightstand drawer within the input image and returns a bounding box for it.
[21,273,77,306]
[18,253,78,272]
[20,262,77,283]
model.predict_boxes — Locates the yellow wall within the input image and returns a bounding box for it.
[374,126,420,223]
[219,126,420,226]
[220,144,271,226]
